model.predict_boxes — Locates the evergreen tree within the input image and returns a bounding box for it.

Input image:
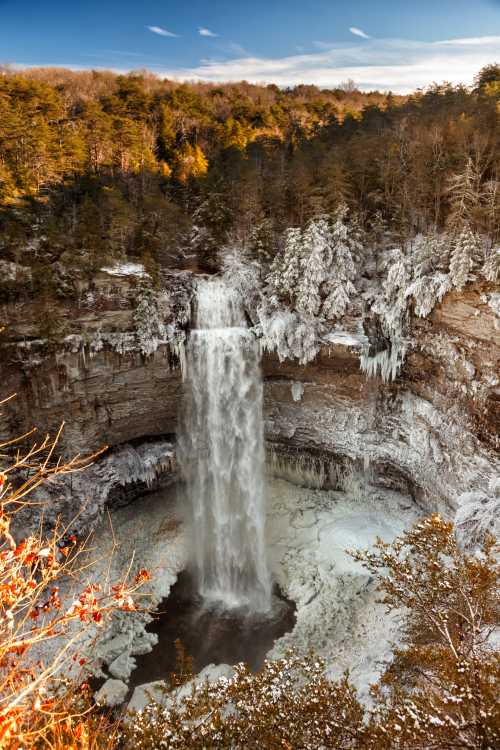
[449,225,482,290]
[267,227,303,301]
[322,205,358,320]
[296,217,330,317]
[482,245,500,282]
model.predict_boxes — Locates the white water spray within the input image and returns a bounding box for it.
[179,277,271,611]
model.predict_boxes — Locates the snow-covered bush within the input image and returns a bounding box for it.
[257,299,324,365]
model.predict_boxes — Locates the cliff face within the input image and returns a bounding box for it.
[0,268,190,453]
[264,284,499,511]
[1,272,498,528]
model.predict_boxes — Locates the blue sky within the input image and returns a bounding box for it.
[2,0,500,92]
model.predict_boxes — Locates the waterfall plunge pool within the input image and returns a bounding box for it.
[85,473,419,703]
[129,570,296,690]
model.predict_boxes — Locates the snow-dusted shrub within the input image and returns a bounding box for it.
[257,299,324,365]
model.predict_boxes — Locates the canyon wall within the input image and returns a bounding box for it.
[1,270,498,528]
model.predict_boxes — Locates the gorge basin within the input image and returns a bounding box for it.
[129,571,296,690]
[85,473,419,702]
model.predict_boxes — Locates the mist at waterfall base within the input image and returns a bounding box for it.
[178,277,272,613]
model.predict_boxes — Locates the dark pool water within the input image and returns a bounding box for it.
[129,571,296,689]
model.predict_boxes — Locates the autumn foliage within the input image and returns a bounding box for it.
[0,401,150,749]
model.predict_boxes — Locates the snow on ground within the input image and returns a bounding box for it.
[68,476,418,703]
[101,262,149,277]
[267,478,419,700]
[43,486,188,686]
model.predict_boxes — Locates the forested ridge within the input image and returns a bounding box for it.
[1,63,499,301]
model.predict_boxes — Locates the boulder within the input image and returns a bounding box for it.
[94,678,128,707]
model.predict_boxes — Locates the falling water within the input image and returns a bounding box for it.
[178,277,271,612]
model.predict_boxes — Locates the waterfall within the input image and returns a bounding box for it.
[179,277,271,612]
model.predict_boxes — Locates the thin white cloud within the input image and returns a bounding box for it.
[157,35,500,93]
[350,27,371,39]
[146,25,178,38]
[199,27,218,38]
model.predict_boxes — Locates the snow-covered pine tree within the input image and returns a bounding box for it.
[449,224,482,290]
[267,226,303,301]
[411,232,450,277]
[321,205,357,320]
[446,157,482,231]
[481,178,500,240]
[295,217,330,316]
[405,272,452,317]
[482,245,500,282]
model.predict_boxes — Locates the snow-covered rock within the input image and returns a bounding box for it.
[127,663,235,714]
[95,679,128,707]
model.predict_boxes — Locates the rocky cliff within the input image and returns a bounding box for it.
[1,268,498,530]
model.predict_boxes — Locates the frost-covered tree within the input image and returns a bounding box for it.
[405,272,452,317]
[257,301,324,365]
[447,157,483,231]
[267,227,303,301]
[481,178,500,240]
[221,247,262,322]
[362,249,411,381]
[133,283,170,355]
[322,205,358,319]
[410,232,450,277]
[295,217,330,316]
[263,209,364,362]
[482,245,500,282]
[449,225,482,290]
[267,208,362,321]
[455,477,500,548]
